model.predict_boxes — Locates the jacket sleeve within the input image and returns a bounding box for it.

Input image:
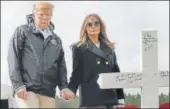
[68,46,83,94]
[57,42,68,91]
[7,26,25,93]
[113,51,125,99]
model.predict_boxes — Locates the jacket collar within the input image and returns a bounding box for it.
[86,37,112,60]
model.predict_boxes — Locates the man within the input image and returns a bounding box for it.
[8,2,74,108]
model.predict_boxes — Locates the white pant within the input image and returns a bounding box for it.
[15,91,56,108]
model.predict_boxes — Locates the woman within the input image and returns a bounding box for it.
[68,13,125,108]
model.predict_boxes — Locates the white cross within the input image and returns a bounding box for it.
[97,29,169,108]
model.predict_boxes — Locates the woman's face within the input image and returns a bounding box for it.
[86,16,101,36]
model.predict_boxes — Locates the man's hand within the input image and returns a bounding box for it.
[16,87,28,100]
[60,88,75,100]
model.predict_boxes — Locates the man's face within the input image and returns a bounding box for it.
[34,9,52,29]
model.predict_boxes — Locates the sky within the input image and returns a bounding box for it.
[1,1,169,95]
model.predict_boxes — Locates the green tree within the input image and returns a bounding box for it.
[159,93,170,105]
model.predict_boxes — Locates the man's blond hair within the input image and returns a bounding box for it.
[33,2,54,15]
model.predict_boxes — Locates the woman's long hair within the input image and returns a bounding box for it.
[73,13,114,49]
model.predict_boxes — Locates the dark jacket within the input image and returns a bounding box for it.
[7,14,68,98]
[68,38,125,107]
